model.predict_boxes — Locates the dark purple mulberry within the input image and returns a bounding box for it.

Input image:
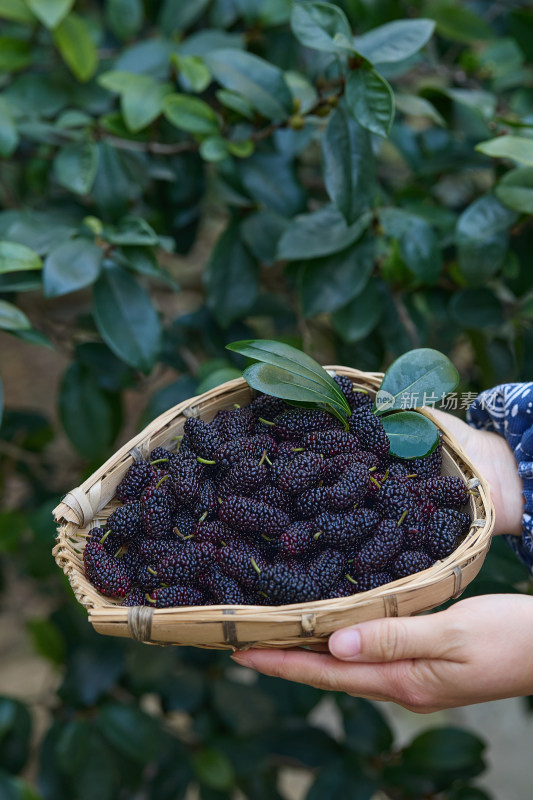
[348,410,390,460]
[324,462,370,510]
[351,520,404,573]
[216,544,267,589]
[157,542,215,585]
[116,546,143,581]
[351,571,393,592]
[148,585,206,608]
[250,485,295,516]
[278,521,321,557]
[137,537,183,562]
[293,487,327,519]
[136,564,161,591]
[422,476,469,508]
[169,458,204,505]
[274,409,342,440]
[220,407,255,441]
[257,561,321,604]
[116,461,155,502]
[302,429,361,457]
[193,519,232,546]
[392,550,434,578]
[194,477,220,519]
[407,439,442,480]
[271,451,325,493]
[373,480,420,526]
[183,417,222,460]
[305,548,347,592]
[218,495,291,537]
[172,507,196,538]
[121,588,148,606]
[333,375,373,411]
[221,458,269,496]
[107,501,142,542]
[199,566,249,605]
[315,508,379,549]
[89,526,123,555]
[141,487,172,538]
[83,539,132,598]
[250,393,287,422]
[425,509,471,559]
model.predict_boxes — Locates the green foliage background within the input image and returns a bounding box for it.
[1,0,533,797]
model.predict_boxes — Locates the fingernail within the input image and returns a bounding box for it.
[230,652,248,664]
[330,629,361,659]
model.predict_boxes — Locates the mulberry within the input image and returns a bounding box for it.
[257,562,321,604]
[278,521,321,557]
[293,487,327,519]
[141,487,172,538]
[172,507,196,538]
[121,588,147,606]
[392,550,433,578]
[333,375,372,411]
[426,509,471,559]
[348,410,390,460]
[218,495,291,537]
[193,519,232,546]
[137,537,182,562]
[148,586,206,608]
[116,461,155,502]
[157,542,215,585]
[306,548,347,591]
[351,520,404,573]
[194,477,220,519]
[136,564,161,592]
[315,508,379,549]
[250,393,287,422]
[216,544,267,589]
[183,417,222,460]
[250,485,295,515]
[199,566,248,605]
[169,458,204,505]
[302,429,360,457]
[107,501,142,542]
[325,462,370,510]
[274,409,341,440]
[220,407,255,441]
[83,540,132,598]
[351,571,393,592]
[407,439,442,480]
[271,451,325,493]
[373,481,419,526]
[89,526,123,555]
[221,458,269,496]
[422,476,469,508]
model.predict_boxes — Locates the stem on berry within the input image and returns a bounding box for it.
[258,417,275,426]
[100,529,112,544]
[313,531,322,540]
[145,594,156,604]
[251,558,261,574]
[150,458,169,466]
[147,567,158,576]
[346,574,358,585]
[197,457,216,465]
[155,475,170,490]
[398,509,408,526]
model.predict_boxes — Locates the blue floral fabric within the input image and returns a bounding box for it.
[466,383,533,573]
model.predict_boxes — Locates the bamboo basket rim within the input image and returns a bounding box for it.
[53,367,495,650]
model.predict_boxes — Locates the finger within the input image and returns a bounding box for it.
[329,611,458,663]
[230,648,409,701]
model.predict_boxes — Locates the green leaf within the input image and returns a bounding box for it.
[338,696,393,756]
[216,89,255,120]
[43,238,103,298]
[212,680,277,735]
[106,0,143,40]
[381,212,443,283]
[0,242,42,274]
[226,339,349,414]
[375,348,459,414]
[0,98,18,157]
[403,727,485,771]
[449,288,504,329]
[243,362,347,416]
[53,13,98,82]
[394,94,445,126]
[456,194,517,284]
[59,362,118,458]
[54,140,99,195]
[205,223,259,328]
[106,216,159,246]
[241,210,289,265]
[445,88,496,119]
[158,0,211,34]
[424,1,494,43]
[353,19,435,63]
[278,205,372,260]
[0,300,31,331]
[163,93,220,135]
[26,0,73,28]
[196,367,242,394]
[238,153,305,217]
[0,0,36,23]
[26,618,65,664]
[193,748,235,791]
[173,54,211,93]
[476,135,533,166]
[290,2,353,54]
[322,106,376,224]
[332,279,383,343]
[345,68,395,138]
[93,265,162,372]
[381,411,439,458]
[199,136,229,161]
[299,237,375,317]
[495,167,533,214]
[98,704,170,763]
[0,38,31,71]
[99,71,172,132]
[205,48,293,121]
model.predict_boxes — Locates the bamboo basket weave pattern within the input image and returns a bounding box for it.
[53,367,495,650]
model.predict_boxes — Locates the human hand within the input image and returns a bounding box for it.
[426,408,523,537]
[231,594,533,712]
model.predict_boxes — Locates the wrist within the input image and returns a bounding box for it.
[486,431,524,537]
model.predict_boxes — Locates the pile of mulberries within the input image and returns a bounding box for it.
[83,376,472,608]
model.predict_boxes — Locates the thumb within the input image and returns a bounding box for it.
[329,612,454,663]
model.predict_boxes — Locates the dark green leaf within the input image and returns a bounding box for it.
[122,77,170,132]
[425,1,494,43]
[0,38,31,71]
[159,0,211,33]
[0,241,42,274]
[0,300,31,331]
[323,106,375,224]
[495,167,533,213]
[93,265,162,371]
[106,216,159,246]
[0,0,36,23]
[353,18,435,63]
[456,195,517,284]
[241,211,289,265]
[0,698,31,774]
[332,279,383,343]
[277,205,372,260]
[0,272,41,291]
[447,788,491,800]
[193,748,235,791]
[449,288,504,329]
[53,140,99,195]
[305,761,379,800]
[26,0,73,28]
[53,13,98,82]
[476,135,533,165]
[163,93,220,135]
[403,727,486,771]
[43,238,102,298]
[59,362,118,458]
[299,237,375,317]
[106,0,143,40]
[399,218,442,283]
[337,696,393,756]
[345,69,394,138]
[199,136,229,161]
[26,618,65,664]
[243,363,347,417]
[173,53,211,93]
[205,223,259,328]
[98,703,170,763]
[205,49,293,121]
[394,93,445,126]
[238,153,306,217]
[290,2,353,54]
[375,348,459,414]
[381,411,439,458]
[212,681,277,736]
[0,98,18,157]
[226,338,349,412]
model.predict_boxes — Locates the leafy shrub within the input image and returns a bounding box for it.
[1,1,532,797]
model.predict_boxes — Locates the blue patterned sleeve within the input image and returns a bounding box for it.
[466,383,533,573]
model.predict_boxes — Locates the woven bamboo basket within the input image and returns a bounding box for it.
[53,366,494,651]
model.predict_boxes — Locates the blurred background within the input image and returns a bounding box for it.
[1,0,533,798]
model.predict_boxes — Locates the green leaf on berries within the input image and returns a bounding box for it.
[381,411,439,458]
[374,348,459,415]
